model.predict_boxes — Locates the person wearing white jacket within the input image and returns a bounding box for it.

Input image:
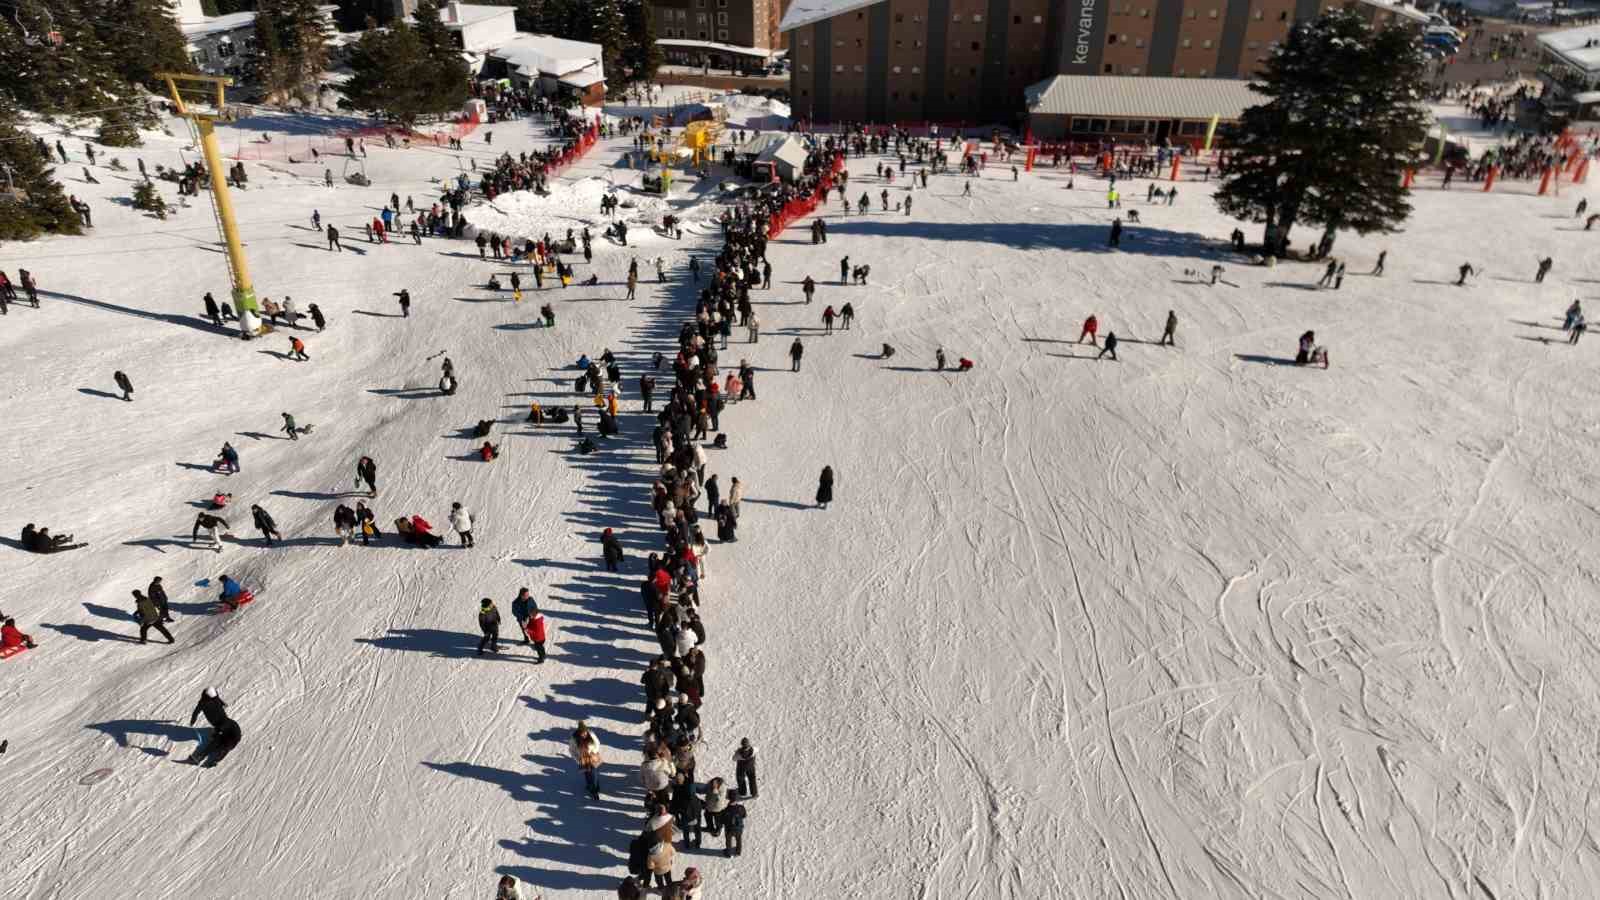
[727,478,743,520]
[641,747,677,806]
[495,874,538,899]
[702,777,730,835]
[448,502,474,547]
[691,443,708,485]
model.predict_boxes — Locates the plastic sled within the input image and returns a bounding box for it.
[217,589,256,612]
[1,644,30,660]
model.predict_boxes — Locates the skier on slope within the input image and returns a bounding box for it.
[187,687,242,767]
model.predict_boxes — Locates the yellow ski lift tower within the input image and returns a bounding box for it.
[157,72,260,338]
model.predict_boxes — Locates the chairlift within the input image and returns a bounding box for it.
[343,156,371,187]
[0,165,27,204]
[12,4,61,49]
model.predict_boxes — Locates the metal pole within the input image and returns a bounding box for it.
[194,118,258,327]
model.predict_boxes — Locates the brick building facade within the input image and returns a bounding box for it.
[652,0,786,49]
[782,0,1423,123]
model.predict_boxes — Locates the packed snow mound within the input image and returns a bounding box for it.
[716,92,791,130]
[464,176,670,240]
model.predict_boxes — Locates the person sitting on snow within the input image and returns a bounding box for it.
[2,617,37,650]
[479,442,500,461]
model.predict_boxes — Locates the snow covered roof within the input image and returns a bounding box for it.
[559,70,606,89]
[1538,23,1600,74]
[1573,90,1600,104]
[1352,0,1430,23]
[1025,75,1261,120]
[435,2,514,29]
[779,0,885,32]
[179,11,255,38]
[488,33,605,80]
[657,38,779,59]
[757,135,809,172]
[740,132,792,155]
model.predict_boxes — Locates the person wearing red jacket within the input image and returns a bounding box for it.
[526,608,548,663]
[2,617,37,651]
[1078,314,1099,346]
[410,515,442,548]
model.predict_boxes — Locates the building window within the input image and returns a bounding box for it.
[1186,8,1195,16]
[1202,38,1212,47]
[854,64,863,72]
[695,0,703,7]
[855,37,863,46]
[698,30,707,37]
[969,66,976,75]
[895,39,903,47]
[836,64,844,71]
[1130,66,1141,74]
[1198,68,1208,75]
[893,65,902,73]
[951,65,961,74]
[912,13,921,21]
[1107,33,1116,44]
[892,90,900,99]
[1177,67,1186,75]
[896,12,904,21]
[1135,37,1144,47]
[696,12,706,23]
[914,40,922,47]
[1209,8,1218,17]
[1252,8,1263,18]
[1103,63,1112,72]
[857,10,863,17]
[800,89,809,97]
[971,41,980,50]
[835,39,843,46]
[1013,14,1021,23]
[800,38,809,46]
[1278,10,1287,19]
[1034,14,1043,22]
[717,28,728,39]
[952,13,961,21]
[1246,40,1258,49]
[800,63,810,71]
[973,13,982,21]
[716,0,726,5]
[911,65,920,73]
[911,91,919,99]
[717,11,727,24]
[1181,38,1191,47]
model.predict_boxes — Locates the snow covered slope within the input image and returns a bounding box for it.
[2,112,1600,899]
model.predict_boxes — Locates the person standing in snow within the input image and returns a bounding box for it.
[1536,256,1553,284]
[840,302,855,331]
[1160,310,1177,347]
[113,370,134,402]
[281,412,300,441]
[192,511,229,551]
[602,528,624,572]
[204,292,223,328]
[802,275,815,304]
[814,464,836,509]
[356,456,378,497]
[394,289,411,318]
[1456,262,1475,286]
[187,687,242,767]
[477,598,501,655]
[147,576,173,623]
[308,303,326,332]
[449,502,474,547]
[1097,331,1119,361]
[132,589,175,644]
[721,801,747,857]
[789,338,804,372]
[288,335,309,361]
[571,720,603,798]
[733,738,757,798]
[822,305,836,334]
[1371,250,1386,277]
[326,225,341,252]
[526,604,548,662]
[1570,312,1587,345]
[1078,314,1099,346]
[250,504,281,545]
[333,504,358,544]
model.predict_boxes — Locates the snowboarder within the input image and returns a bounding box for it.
[356,456,378,496]
[477,598,501,655]
[571,721,603,798]
[187,687,241,767]
[789,338,804,372]
[816,466,834,509]
[449,502,474,547]
[132,590,175,644]
[250,504,281,545]
[1097,331,1119,361]
[1160,310,1177,347]
[113,370,133,402]
[192,511,229,551]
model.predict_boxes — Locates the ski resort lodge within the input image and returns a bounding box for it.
[1023,74,1256,142]
[780,0,1425,124]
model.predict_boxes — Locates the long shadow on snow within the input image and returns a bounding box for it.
[824,218,1232,259]
[87,718,197,753]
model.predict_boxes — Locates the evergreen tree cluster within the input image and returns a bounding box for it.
[342,0,469,126]
[0,100,83,241]
[1215,10,1430,256]
[0,0,189,119]
[244,0,334,104]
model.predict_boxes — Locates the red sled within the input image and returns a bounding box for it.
[216,589,256,612]
[1,644,30,660]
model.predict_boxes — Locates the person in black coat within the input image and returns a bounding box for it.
[148,576,173,623]
[602,528,624,572]
[187,687,242,767]
[250,504,281,545]
[670,772,704,847]
[815,465,834,509]
[204,292,223,328]
[722,801,747,856]
[113,370,133,402]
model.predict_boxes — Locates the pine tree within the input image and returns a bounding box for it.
[0,0,124,115]
[591,0,628,81]
[93,0,193,91]
[247,0,330,104]
[244,6,288,100]
[342,22,439,127]
[0,100,82,240]
[413,0,471,114]
[623,0,662,82]
[1214,10,1429,256]
[512,0,544,33]
[97,106,144,147]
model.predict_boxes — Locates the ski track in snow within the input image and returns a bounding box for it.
[2,108,1600,898]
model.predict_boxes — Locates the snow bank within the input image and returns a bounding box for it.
[464,175,673,240]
